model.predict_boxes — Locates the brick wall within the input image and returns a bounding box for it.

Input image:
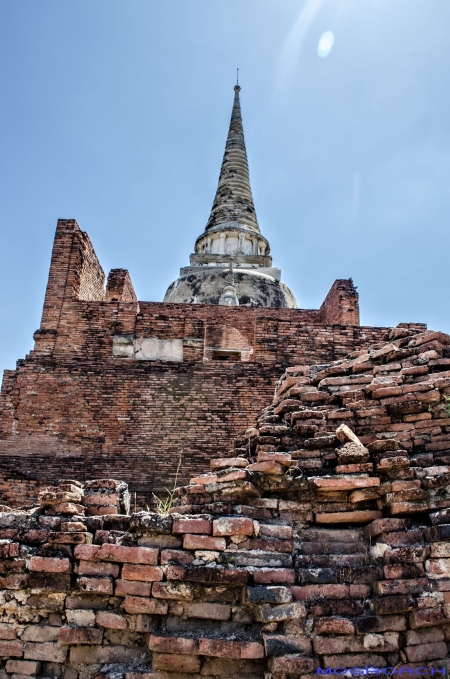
[0,220,425,507]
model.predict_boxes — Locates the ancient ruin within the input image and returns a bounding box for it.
[1,327,450,678]
[2,85,449,678]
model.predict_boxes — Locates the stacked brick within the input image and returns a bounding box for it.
[2,327,450,678]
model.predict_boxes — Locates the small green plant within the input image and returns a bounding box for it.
[152,454,183,515]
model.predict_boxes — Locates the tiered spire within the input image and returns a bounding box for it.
[205,85,260,234]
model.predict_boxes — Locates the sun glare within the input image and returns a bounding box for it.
[317,30,335,57]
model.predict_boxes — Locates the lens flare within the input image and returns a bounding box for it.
[317,30,334,58]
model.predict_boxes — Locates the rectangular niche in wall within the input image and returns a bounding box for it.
[112,336,183,362]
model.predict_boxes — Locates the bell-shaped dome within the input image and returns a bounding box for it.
[163,84,297,309]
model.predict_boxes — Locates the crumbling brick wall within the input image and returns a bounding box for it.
[0,220,424,506]
[1,328,450,678]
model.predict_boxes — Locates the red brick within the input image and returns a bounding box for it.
[59,627,103,645]
[183,534,226,551]
[29,556,72,573]
[185,602,231,620]
[78,560,119,577]
[0,641,23,657]
[212,517,254,536]
[124,596,168,615]
[292,584,349,601]
[5,660,41,675]
[172,517,212,534]
[314,618,355,635]
[269,655,315,674]
[148,635,199,654]
[405,641,448,662]
[0,626,17,641]
[198,638,240,659]
[95,611,127,629]
[254,568,295,584]
[77,576,113,594]
[152,652,201,673]
[96,544,158,564]
[115,579,152,597]
[410,609,449,628]
[121,563,163,582]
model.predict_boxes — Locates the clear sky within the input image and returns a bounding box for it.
[1,0,449,376]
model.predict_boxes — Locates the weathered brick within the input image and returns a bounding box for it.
[254,602,306,622]
[254,568,296,584]
[124,596,168,615]
[269,655,315,674]
[0,641,23,658]
[183,534,226,551]
[405,641,448,662]
[114,579,152,597]
[172,517,212,535]
[23,643,67,663]
[59,627,103,645]
[77,560,119,577]
[212,517,254,536]
[21,627,59,643]
[148,635,199,654]
[185,602,231,620]
[151,581,194,600]
[152,652,201,673]
[69,645,148,664]
[5,660,41,676]
[121,563,163,582]
[77,576,113,594]
[95,611,127,629]
[28,556,71,573]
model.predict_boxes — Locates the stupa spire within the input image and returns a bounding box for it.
[205,84,260,234]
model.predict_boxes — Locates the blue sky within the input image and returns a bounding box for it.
[1,0,449,376]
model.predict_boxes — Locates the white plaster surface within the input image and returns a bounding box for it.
[134,337,183,362]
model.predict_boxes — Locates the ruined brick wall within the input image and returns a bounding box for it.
[319,278,360,326]
[105,269,137,304]
[1,329,450,679]
[0,220,423,507]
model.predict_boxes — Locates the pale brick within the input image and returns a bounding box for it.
[185,602,231,620]
[95,611,127,629]
[5,660,41,676]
